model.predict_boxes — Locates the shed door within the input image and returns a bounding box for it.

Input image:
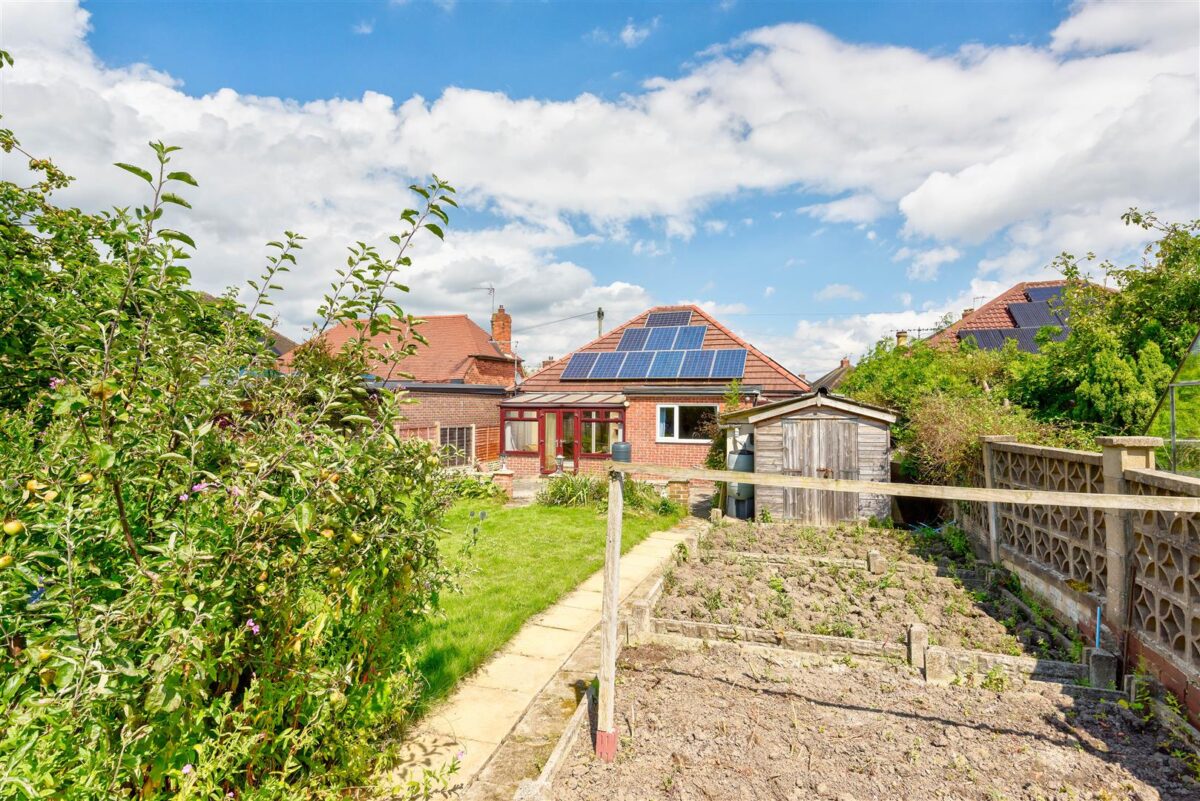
[782,418,859,524]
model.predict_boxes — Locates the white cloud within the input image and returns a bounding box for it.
[677,299,750,316]
[800,193,888,224]
[703,219,728,234]
[352,20,375,35]
[632,239,669,257]
[815,283,865,302]
[620,17,661,48]
[894,245,962,282]
[763,286,775,298]
[0,0,1194,365]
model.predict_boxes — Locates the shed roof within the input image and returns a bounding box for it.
[722,388,897,426]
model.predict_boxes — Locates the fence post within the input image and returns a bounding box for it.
[1097,436,1161,636]
[980,435,1017,563]
[596,470,624,762]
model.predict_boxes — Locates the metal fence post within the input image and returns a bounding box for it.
[595,470,624,762]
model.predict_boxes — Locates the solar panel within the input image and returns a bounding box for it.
[710,349,747,379]
[672,325,707,350]
[561,352,599,379]
[616,328,650,351]
[960,327,1067,353]
[1025,286,1064,305]
[648,350,684,379]
[679,349,715,379]
[645,311,691,327]
[618,350,654,379]
[645,326,679,350]
[1009,302,1064,329]
[590,352,626,379]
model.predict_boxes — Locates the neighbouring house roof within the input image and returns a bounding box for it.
[517,305,809,396]
[291,315,521,386]
[722,388,897,426]
[925,280,1071,353]
[811,358,854,392]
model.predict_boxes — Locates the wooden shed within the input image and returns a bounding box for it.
[723,389,897,525]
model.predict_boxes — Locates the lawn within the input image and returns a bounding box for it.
[406,498,684,709]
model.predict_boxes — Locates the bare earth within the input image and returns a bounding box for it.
[551,643,1199,801]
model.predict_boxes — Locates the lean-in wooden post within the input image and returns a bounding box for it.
[595,469,624,762]
[981,435,1017,562]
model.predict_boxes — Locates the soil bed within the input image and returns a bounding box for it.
[668,530,1077,660]
[552,643,1199,801]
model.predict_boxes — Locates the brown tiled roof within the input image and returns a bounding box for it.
[811,359,854,392]
[291,315,518,384]
[926,280,1068,348]
[518,305,809,396]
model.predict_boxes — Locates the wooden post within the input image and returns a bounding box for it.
[1097,436,1160,636]
[595,470,624,762]
[981,435,1017,563]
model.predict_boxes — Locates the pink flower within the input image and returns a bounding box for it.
[182,764,193,775]
[245,618,260,636]
[178,493,189,502]
[228,486,244,497]
[49,377,65,390]
[192,482,211,493]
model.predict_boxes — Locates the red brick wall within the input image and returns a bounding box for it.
[399,390,503,429]
[623,396,754,468]
[466,358,517,387]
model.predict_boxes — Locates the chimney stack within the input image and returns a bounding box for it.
[541,358,556,370]
[962,308,975,320]
[840,357,851,368]
[491,304,512,357]
[896,330,909,348]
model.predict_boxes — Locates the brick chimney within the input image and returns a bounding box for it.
[491,305,512,356]
[541,358,556,370]
[896,330,909,348]
[962,308,975,319]
[840,357,851,368]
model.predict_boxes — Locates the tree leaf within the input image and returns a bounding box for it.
[159,230,196,248]
[423,223,444,240]
[166,171,198,186]
[114,162,153,184]
[161,192,192,209]
[89,442,116,471]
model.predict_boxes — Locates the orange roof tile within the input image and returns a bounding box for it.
[289,315,518,384]
[518,305,809,396]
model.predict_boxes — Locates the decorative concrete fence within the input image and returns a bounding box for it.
[959,436,1199,720]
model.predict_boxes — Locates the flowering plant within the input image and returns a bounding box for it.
[0,54,459,799]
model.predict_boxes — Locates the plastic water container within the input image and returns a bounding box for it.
[611,442,632,463]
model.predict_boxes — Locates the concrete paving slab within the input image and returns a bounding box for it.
[503,624,587,661]
[424,684,533,744]
[471,652,562,695]
[555,588,603,611]
[530,603,601,632]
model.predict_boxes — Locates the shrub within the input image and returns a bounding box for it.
[445,473,506,501]
[0,109,459,799]
[535,475,683,516]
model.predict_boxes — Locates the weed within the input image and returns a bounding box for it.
[814,619,858,638]
[673,542,690,564]
[758,507,773,523]
[981,665,1010,692]
[835,653,858,669]
[702,588,724,613]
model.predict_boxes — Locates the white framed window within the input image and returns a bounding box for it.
[656,404,719,444]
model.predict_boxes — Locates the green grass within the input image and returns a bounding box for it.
[405,498,684,711]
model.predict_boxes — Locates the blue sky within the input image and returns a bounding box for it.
[2,0,1197,376]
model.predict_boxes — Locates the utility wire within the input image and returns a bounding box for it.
[511,311,596,334]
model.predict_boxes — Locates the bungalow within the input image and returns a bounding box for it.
[502,305,810,476]
[297,307,522,466]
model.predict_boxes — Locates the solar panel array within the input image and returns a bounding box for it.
[1025,286,1064,305]
[960,327,1067,353]
[645,310,692,327]
[1008,301,1064,329]
[617,324,708,351]
[957,284,1070,354]
[562,347,748,380]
